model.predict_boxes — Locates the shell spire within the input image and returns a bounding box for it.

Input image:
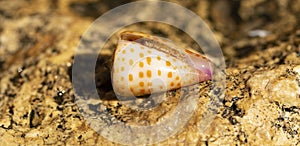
[112,31,212,96]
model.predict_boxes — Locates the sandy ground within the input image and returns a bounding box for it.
[0,0,299,145]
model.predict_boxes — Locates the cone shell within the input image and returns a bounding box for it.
[112,31,212,96]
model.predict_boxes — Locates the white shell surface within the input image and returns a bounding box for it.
[112,31,212,96]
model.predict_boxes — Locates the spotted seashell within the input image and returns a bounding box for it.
[112,31,212,97]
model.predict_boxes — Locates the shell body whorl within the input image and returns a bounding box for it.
[112,31,212,96]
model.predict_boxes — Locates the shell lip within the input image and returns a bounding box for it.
[120,32,144,42]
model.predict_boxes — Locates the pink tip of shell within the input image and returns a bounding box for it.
[185,51,213,82]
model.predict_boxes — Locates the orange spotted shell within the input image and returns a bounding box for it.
[112,31,212,96]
